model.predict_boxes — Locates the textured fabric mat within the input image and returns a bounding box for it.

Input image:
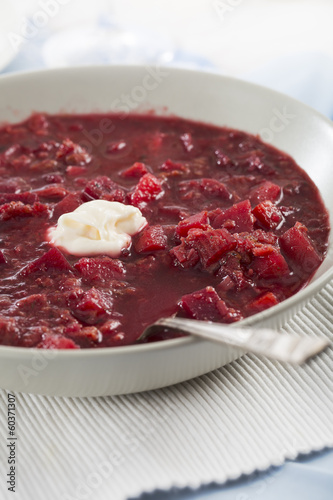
[0,283,333,500]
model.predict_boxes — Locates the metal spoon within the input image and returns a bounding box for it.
[139,316,330,365]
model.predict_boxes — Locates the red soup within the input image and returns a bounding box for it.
[0,113,329,348]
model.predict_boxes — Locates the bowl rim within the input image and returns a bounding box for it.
[0,63,332,358]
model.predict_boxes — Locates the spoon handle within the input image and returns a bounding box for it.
[154,317,330,365]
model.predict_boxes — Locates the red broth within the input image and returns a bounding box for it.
[0,113,329,348]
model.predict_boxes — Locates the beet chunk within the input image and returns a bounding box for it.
[82,176,126,203]
[0,192,38,205]
[0,317,19,346]
[159,159,187,173]
[74,257,125,283]
[0,201,50,221]
[186,228,237,268]
[212,200,255,233]
[36,184,68,200]
[180,286,242,323]
[0,177,28,193]
[248,292,279,313]
[252,200,283,230]
[65,166,87,177]
[129,173,164,208]
[20,248,73,276]
[134,225,167,253]
[56,138,91,165]
[250,181,281,205]
[170,242,200,268]
[37,334,79,349]
[279,222,322,274]
[16,294,48,312]
[176,211,209,237]
[250,245,290,279]
[53,192,82,218]
[68,288,113,324]
[218,252,250,292]
[0,250,7,264]
[179,178,232,201]
[120,162,149,179]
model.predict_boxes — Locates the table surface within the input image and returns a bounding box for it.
[1,11,333,499]
[142,450,333,500]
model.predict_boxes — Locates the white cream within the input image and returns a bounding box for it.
[48,200,147,257]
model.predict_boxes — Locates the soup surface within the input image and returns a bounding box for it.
[0,113,329,348]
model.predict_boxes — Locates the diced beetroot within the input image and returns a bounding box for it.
[74,257,125,283]
[0,178,26,193]
[66,166,87,177]
[2,144,21,159]
[27,113,49,135]
[82,325,102,340]
[252,200,283,229]
[180,286,224,321]
[180,286,242,323]
[32,202,51,217]
[10,155,32,169]
[36,184,68,200]
[217,275,235,292]
[53,193,82,218]
[170,242,200,268]
[37,334,79,349]
[251,244,276,257]
[180,178,232,201]
[120,162,149,179]
[176,211,209,237]
[129,173,164,207]
[248,292,279,313]
[82,176,126,203]
[42,173,64,184]
[0,201,50,221]
[251,229,278,246]
[212,200,255,233]
[33,140,56,156]
[68,288,113,324]
[31,159,59,172]
[218,252,250,292]
[66,325,102,346]
[20,248,73,276]
[0,317,19,346]
[207,207,224,226]
[199,178,232,199]
[159,159,187,172]
[279,222,322,274]
[186,228,237,268]
[0,250,6,264]
[250,246,289,279]
[100,319,122,335]
[16,294,48,312]
[0,192,38,205]
[250,181,281,205]
[56,138,91,165]
[134,225,167,253]
[180,132,194,152]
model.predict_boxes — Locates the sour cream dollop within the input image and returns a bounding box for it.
[48,200,147,257]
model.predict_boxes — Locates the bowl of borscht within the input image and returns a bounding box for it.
[0,65,332,396]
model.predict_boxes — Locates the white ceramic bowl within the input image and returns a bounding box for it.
[0,66,332,397]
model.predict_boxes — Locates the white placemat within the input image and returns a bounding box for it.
[0,282,333,500]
